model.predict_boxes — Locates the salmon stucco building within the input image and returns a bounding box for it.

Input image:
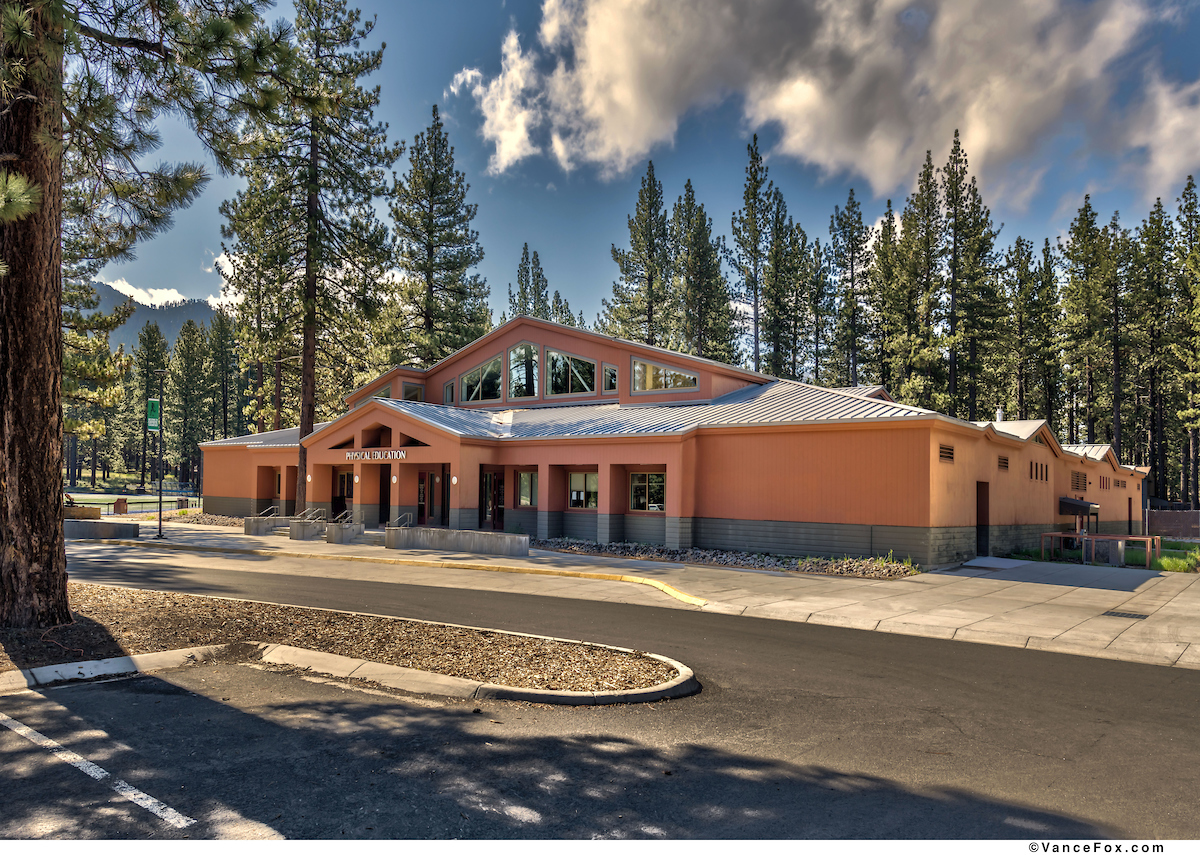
[201,316,1146,566]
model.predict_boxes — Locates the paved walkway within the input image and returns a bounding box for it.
[79,522,1200,671]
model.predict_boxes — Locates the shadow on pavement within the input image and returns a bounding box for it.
[0,664,1113,840]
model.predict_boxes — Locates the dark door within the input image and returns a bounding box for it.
[417,472,427,525]
[440,465,450,525]
[478,471,505,530]
[1128,496,1133,535]
[333,471,351,518]
[493,474,504,531]
[976,481,990,557]
[378,464,390,528]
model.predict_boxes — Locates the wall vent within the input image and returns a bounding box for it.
[998,455,1009,470]
[939,444,954,462]
[1071,470,1087,491]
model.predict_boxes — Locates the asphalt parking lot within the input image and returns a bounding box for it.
[1,658,1118,840]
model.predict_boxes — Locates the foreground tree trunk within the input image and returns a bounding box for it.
[0,8,70,628]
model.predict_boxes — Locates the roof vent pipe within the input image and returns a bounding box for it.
[995,408,1004,422]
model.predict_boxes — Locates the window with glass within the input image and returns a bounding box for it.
[509,343,539,398]
[460,356,502,403]
[548,350,596,396]
[568,472,598,509]
[602,364,618,394]
[630,473,665,512]
[402,383,424,402]
[443,381,455,404]
[372,384,391,400]
[632,359,698,392]
[517,471,538,507]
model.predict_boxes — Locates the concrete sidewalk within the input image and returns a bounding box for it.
[79,522,1200,671]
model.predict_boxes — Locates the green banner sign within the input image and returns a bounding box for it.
[147,399,160,432]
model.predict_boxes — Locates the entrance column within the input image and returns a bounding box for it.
[308,464,333,519]
[664,441,695,550]
[537,462,565,540]
[253,466,275,516]
[597,463,626,544]
[355,463,381,528]
[283,466,297,516]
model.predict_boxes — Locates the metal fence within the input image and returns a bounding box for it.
[1147,510,1200,539]
[67,496,201,516]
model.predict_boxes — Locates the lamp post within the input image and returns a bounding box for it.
[154,369,166,539]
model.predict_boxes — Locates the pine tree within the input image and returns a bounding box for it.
[1,0,294,627]
[1005,238,1037,419]
[599,161,671,346]
[207,308,240,440]
[1060,197,1107,445]
[391,105,491,365]
[167,320,209,485]
[830,189,872,386]
[806,239,836,385]
[671,180,739,365]
[763,188,800,378]
[941,130,969,417]
[1130,200,1175,496]
[869,200,903,391]
[507,244,574,324]
[730,136,772,371]
[131,322,169,488]
[895,152,945,410]
[1032,240,1063,431]
[1175,176,1200,506]
[957,178,1003,420]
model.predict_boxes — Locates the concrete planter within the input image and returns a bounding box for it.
[326,524,359,544]
[385,527,529,556]
[245,516,284,536]
[64,506,101,520]
[289,519,326,540]
[64,519,139,539]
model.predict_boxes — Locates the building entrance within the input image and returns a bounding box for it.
[333,471,353,518]
[417,467,448,526]
[480,469,504,531]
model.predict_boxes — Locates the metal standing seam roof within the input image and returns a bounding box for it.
[199,423,331,448]
[371,378,937,440]
[1061,443,1113,462]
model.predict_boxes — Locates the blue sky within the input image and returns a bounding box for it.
[99,0,1200,326]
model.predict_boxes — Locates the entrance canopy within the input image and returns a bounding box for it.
[1059,497,1100,516]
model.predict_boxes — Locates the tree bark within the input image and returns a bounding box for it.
[296,119,319,514]
[0,8,70,627]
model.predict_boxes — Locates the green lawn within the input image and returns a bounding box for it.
[1013,543,1199,573]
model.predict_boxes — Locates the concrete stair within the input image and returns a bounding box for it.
[350,530,385,547]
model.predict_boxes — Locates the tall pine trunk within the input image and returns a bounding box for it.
[0,9,70,627]
[1111,281,1121,460]
[296,120,320,514]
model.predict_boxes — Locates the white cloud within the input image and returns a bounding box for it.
[450,0,1179,198]
[450,31,543,175]
[1127,71,1200,200]
[101,277,187,308]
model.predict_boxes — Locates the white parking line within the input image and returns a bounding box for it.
[0,710,196,829]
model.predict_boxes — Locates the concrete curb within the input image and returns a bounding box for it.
[0,640,698,706]
[258,643,698,705]
[0,645,227,694]
[85,538,710,607]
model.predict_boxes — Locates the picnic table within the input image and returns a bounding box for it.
[1040,532,1161,569]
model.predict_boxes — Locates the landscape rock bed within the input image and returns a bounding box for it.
[531,538,918,579]
[0,583,676,692]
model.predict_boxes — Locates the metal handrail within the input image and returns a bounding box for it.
[295,507,326,522]
[258,506,279,518]
[332,510,353,525]
[390,512,413,528]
